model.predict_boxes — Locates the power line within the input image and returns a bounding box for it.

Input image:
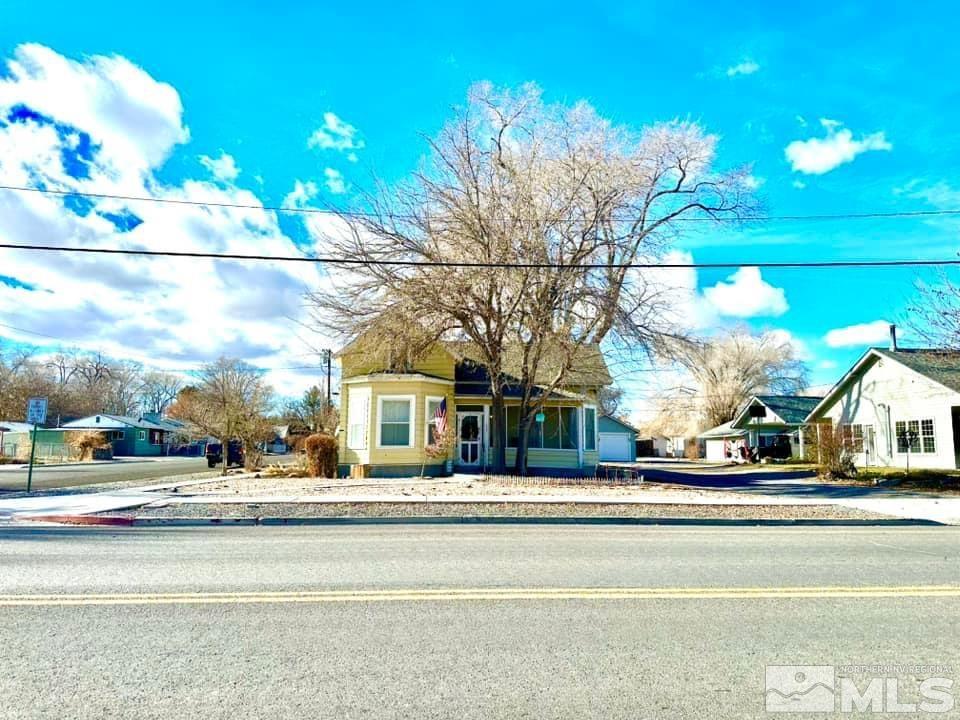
[3,241,960,270]
[3,183,960,223]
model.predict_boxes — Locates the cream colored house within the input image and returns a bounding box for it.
[336,337,611,477]
[806,346,960,469]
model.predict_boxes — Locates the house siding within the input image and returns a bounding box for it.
[341,344,455,380]
[339,378,456,469]
[818,354,960,469]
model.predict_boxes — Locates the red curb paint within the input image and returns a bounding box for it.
[20,514,134,526]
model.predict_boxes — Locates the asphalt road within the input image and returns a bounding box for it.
[0,454,291,492]
[0,525,958,718]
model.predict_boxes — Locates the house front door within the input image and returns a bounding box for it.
[457,412,483,466]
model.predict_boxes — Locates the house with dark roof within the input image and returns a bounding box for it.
[730,394,824,459]
[59,414,173,456]
[335,334,611,477]
[806,333,960,469]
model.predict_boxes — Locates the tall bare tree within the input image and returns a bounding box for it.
[309,83,754,472]
[647,328,808,433]
[908,272,960,349]
[140,371,184,415]
[167,357,274,473]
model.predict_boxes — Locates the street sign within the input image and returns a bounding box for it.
[25,397,47,494]
[535,412,545,423]
[26,397,47,425]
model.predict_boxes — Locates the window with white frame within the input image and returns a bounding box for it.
[583,407,597,451]
[425,396,444,446]
[895,418,935,453]
[138,430,146,441]
[841,424,865,453]
[378,396,414,447]
[347,388,370,450]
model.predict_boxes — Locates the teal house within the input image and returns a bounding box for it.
[60,414,172,456]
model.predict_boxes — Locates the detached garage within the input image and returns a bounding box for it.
[698,421,748,462]
[598,415,638,462]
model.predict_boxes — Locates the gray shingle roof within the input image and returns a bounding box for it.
[872,348,960,394]
[753,395,824,424]
[446,340,612,387]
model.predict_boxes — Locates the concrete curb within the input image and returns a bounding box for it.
[20,515,945,527]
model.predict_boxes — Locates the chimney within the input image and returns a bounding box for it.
[889,323,898,351]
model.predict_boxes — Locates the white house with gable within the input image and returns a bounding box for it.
[806,328,960,470]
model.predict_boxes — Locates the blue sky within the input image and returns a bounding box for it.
[1,1,959,412]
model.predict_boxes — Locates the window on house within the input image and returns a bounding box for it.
[347,388,370,450]
[584,407,597,451]
[841,424,865,453]
[138,430,146,441]
[505,407,578,449]
[425,397,444,446]
[379,396,413,447]
[896,419,935,453]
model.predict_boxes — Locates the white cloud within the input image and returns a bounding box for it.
[785,118,892,175]
[726,59,760,77]
[702,266,789,317]
[792,179,806,189]
[283,179,318,208]
[743,174,765,190]
[824,320,891,348]
[199,151,239,182]
[324,167,347,194]
[0,44,330,397]
[308,112,364,159]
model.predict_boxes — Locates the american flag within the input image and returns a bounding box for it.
[434,398,448,437]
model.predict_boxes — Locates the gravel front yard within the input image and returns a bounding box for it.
[129,500,891,521]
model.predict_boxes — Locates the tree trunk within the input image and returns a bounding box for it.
[514,419,530,476]
[489,390,506,473]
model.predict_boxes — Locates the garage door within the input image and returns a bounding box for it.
[599,433,633,462]
[705,439,726,461]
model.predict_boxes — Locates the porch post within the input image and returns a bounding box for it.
[798,426,805,460]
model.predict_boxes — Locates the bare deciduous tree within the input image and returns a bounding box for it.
[908,272,960,349]
[647,328,808,433]
[140,371,184,415]
[167,358,274,473]
[308,83,754,473]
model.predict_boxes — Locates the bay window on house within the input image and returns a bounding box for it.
[378,396,414,448]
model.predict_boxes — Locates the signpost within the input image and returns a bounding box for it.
[25,397,47,493]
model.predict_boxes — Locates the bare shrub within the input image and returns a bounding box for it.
[66,430,112,461]
[810,424,856,479]
[303,433,338,478]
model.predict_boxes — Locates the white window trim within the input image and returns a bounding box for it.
[894,417,936,454]
[137,430,146,441]
[347,387,371,450]
[583,404,597,453]
[377,395,416,449]
[424,396,444,448]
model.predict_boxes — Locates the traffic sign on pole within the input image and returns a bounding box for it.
[25,397,47,493]
[26,397,47,425]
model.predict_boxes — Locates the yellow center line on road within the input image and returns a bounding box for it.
[1,585,959,606]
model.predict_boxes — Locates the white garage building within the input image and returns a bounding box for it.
[598,415,638,462]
